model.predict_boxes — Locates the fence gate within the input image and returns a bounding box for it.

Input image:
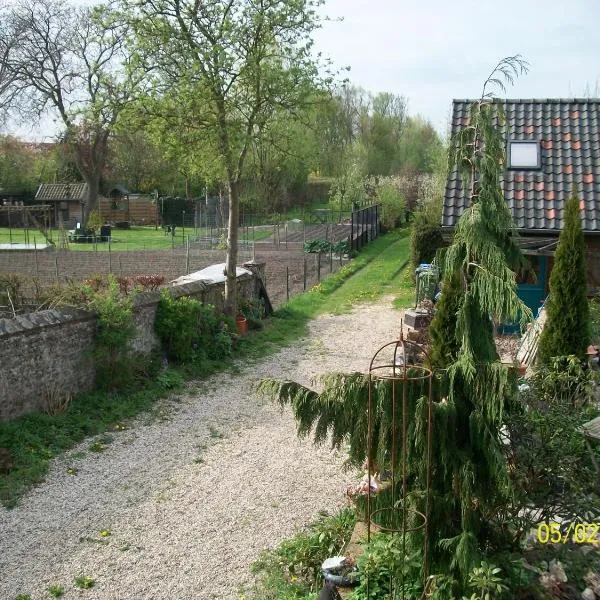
[350,204,380,251]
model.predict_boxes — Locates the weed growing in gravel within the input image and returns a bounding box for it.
[88,434,113,453]
[47,584,64,597]
[14,594,32,600]
[74,575,95,589]
[208,425,224,439]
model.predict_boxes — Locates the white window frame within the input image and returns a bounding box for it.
[507,140,541,170]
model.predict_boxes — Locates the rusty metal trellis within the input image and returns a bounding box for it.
[366,327,434,600]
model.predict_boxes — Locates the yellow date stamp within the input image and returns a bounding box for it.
[537,522,600,544]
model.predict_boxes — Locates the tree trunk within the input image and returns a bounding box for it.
[83,175,100,226]
[224,179,239,316]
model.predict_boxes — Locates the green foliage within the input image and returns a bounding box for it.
[47,584,65,598]
[410,222,445,269]
[154,290,235,364]
[73,575,95,589]
[532,355,595,407]
[249,509,355,598]
[426,56,530,583]
[538,190,590,363]
[257,373,431,475]
[505,381,600,525]
[329,150,367,214]
[461,562,508,600]
[86,210,103,235]
[351,533,423,599]
[89,275,136,390]
[428,272,463,369]
[375,182,405,230]
[303,239,349,255]
[589,296,600,343]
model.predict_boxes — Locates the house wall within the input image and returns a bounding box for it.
[0,269,261,422]
[585,237,600,293]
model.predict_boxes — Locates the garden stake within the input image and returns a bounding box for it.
[34,239,39,278]
[317,252,321,282]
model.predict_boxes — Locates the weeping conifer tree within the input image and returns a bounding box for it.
[258,57,532,595]
[537,189,589,363]
[425,56,532,581]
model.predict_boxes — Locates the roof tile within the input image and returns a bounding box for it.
[444,99,600,232]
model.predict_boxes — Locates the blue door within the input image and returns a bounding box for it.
[518,255,547,318]
[499,256,547,334]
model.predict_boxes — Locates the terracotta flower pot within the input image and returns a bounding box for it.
[235,316,248,336]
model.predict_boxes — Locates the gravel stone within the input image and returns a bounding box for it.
[0,298,402,599]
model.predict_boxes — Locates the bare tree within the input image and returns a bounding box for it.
[0,7,25,126]
[6,0,142,223]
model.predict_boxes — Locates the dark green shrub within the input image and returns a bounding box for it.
[154,290,235,363]
[538,190,589,363]
[410,221,445,268]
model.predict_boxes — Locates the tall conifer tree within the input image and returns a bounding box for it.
[538,189,589,363]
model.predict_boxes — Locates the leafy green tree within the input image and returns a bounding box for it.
[538,189,589,363]
[363,92,407,175]
[122,0,326,315]
[397,116,444,175]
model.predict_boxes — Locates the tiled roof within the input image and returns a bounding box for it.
[443,98,600,232]
[35,183,88,202]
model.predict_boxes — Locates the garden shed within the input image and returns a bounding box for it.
[35,182,89,228]
[443,98,600,314]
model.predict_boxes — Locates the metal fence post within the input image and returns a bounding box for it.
[286,266,289,301]
[108,237,112,273]
[317,252,321,282]
[330,248,333,273]
[54,253,59,283]
[303,257,307,291]
[186,235,190,274]
[34,239,39,278]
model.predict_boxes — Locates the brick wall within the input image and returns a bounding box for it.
[0,269,261,422]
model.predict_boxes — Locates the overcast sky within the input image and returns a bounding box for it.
[6,0,600,140]
[314,0,600,136]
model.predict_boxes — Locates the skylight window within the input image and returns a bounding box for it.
[508,141,541,169]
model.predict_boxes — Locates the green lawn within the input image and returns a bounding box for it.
[0,225,272,251]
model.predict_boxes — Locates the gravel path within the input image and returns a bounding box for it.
[0,298,403,600]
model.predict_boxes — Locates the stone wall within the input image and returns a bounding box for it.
[0,265,263,422]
